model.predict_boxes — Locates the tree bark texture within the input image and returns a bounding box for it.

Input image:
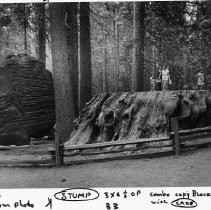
[114,6,120,92]
[136,2,145,92]
[183,48,188,88]
[103,46,108,93]
[206,1,211,90]
[79,3,92,112]
[66,3,79,116]
[50,3,76,143]
[23,4,28,50]
[103,30,108,93]
[65,90,211,146]
[132,2,137,91]
[0,54,55,145]
[36,3,46,66]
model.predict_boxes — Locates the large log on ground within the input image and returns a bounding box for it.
[65,90,211,146]
[0,54,55,145]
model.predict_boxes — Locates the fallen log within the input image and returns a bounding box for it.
[65,90,211,147]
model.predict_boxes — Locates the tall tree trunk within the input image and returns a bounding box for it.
[113,6,120,92]
[132,2,137,91]
[206,0,211,89]
[103,30,108,93]
[136,2,145,91]
[49,3,76,143]
[66,3,79,116]
[79,3,92,112]
[152,45,155,78]
[36,3,46,66]
[183,48,188,89]
[116,20,120,92]
[23,4,27,50]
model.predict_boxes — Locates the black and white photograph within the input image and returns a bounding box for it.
[0,0,210,192]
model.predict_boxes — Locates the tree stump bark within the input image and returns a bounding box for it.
[65,90,211,146]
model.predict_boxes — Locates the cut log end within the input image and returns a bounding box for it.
[0,54,55,145]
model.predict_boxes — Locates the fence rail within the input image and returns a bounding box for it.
[50,117,211,167]
[0,118,211,167]
[170,126,211,137]
[0,139,54,167]
[49,136,170,152]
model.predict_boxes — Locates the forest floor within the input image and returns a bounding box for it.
[0,146,210,188]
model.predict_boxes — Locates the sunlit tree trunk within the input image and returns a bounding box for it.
[132,2,137,91]
[23,4,27,50]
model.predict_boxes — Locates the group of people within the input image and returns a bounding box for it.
[150,67,205,91]
[150,68,171,91]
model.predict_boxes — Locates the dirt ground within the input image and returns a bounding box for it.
[0,146,211,188]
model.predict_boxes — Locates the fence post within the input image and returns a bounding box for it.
[55,131,62,167]
[171,117,180,156]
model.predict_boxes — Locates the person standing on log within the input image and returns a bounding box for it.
[150,76,155,91]
[162,67,171,91]
[155,69,162,91]
[197,70,205,90]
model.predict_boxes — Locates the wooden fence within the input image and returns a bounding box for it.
[0,118,211,167]
[49,117,211,167]
[0,138,54,167]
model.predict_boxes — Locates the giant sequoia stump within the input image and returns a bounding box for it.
[0,54,55,145]
[65,90,211,146]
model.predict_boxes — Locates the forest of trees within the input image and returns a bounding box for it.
[0,1,211,142]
